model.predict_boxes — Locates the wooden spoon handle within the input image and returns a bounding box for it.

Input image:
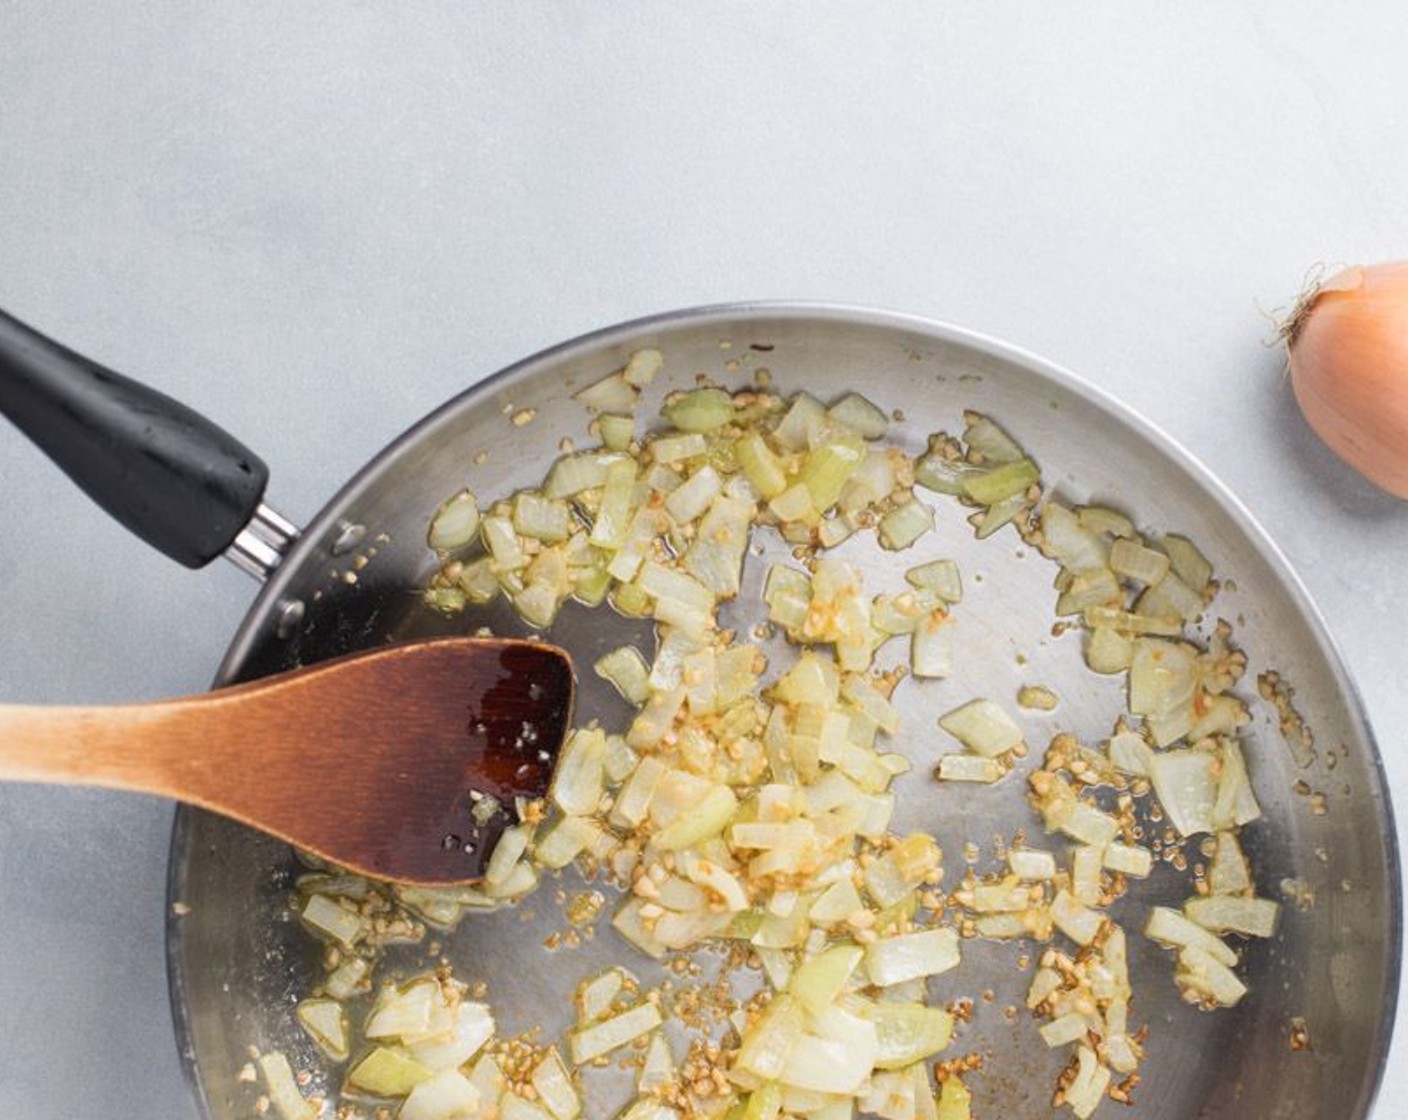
[0,698,234,803]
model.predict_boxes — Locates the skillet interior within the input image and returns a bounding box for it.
[166,305,1399,1120]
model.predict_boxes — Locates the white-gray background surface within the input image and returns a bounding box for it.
[1,4,1405,1118]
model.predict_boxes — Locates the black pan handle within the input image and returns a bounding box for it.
[0,308,271,569]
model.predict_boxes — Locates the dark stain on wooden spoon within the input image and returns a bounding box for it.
[282,638,576,885]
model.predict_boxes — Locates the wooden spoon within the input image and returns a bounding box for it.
[0,637,573,885]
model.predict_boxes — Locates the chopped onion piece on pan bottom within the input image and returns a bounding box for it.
[271,360,1291,1120]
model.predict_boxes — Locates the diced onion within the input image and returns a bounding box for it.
[1027,967,1064,1010]
[513,492,572,542]
[598,413,636,451]
[1144,907,1239,967]
[1076,505,1135,538]
[1128,638,1198,741]
[365,978,439,1040]
[575,371,640,413]
[1106,730,1153,776]
[296,998,348,1062]
[593,647,651,706]
[1184,895,1280,939]
[258,1052,319,1120]
[904,559,962,602]
[652,432,709,465]
[1207,831,1253,896]
[865,928,961,986]
[1016,684,1058,711]
[468,1055,507,1115]
[856,1003,957,1070]
[1136,571,1204,622]
[400,1069,481,1120]
[532,815,601,871]
[810,877,865,924]
[1060,802,1120,848]
[734,432,789,499]
[551,729,607,817]
[502,1092,558,1120]
[618,1101,681,1120]
[568,1003,664,1065]
[914,452,981,496]
[1008,849,1057,881]
[1147,748,1218,837]
[456,557,500,604]
[622,348,663,387]
[961,458,1039,505]
[482,514,527,572]
[575,969,627,1025]
[1063,1045,1112,1120]
[545,451,623,498]
[827,392,890,439]
[840,674,900,734]
[1083,626,1133,674]
[788,944,864,1015]
[934,753,1003,783]
[348,1046,434,1096]
[911,611,953,680]
[638,1033,676,1094]
[1103,842,1153,878]
[665,465,723,523]
[611,756,667,827]
[1049,889,1104,946]
[735,994,805,1082]
[531,1049,580,1120]
[938,699,1023,757]
[1069,844,1104,905]
[877,498,935,551]
[1054,567,1122,616]
[686,495,753,597]
[484,823,533,887]
[589,459,639,550]
[949,415,1017,464]
[301,894,365,950]
[323,955,370,1001]
[936,1076,972,1120]
[1176,945,1247,1007]
[967,881,1033,913]
[1163,533,1213,591]
[664,388,735,432]
[408,1002,496,1072]
[428,490,482,552]
[777,1007,878,1094]
[1039,504,1107,573]
[861,1069,915,1120]
[652,784,738,851]
[399,1070,481,1120]
[1038,1012,1088,1048]
[1108,538,1170,585]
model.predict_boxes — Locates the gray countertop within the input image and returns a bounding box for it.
[2,4,1406,1118]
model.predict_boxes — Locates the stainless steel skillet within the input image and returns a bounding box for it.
[4,303,1399,1119]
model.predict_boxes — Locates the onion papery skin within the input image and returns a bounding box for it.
[1288,261,1408,499]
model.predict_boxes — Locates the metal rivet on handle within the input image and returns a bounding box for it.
[274,599,306,640]
[331,521,366,556]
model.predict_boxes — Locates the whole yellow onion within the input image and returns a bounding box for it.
[1287,261,1408,498]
